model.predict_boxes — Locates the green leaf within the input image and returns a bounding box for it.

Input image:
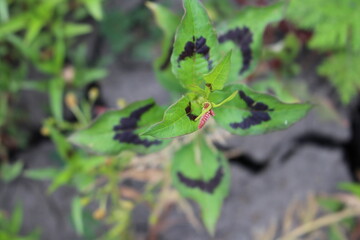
[218,2,284,80]
[146,2,180,39]
[147,2,184,96]
[0,93,8,127]
[49,167,73,192]
[53,26,66,73]
[0,0,9,23]
[209,84,311,135]
[9,203,23,234]
[64,23,92,38]
[24,167,60,181]
[82,0,103,21]
[69,99,170,155]
[142,95,202,138]
[318,52,360,104]
[286,0,360,51]
[249,75,301,103]
[171,0,221,89]
[0,0,62,39]
[204,51,232,90]
[0,162,23,182]
[24,19,43,44]
[328,225,347,240]
[74,68,108,88]
[338,182,360,198]
[318,197,343,212]
[71,196,84,236]
[171,138,230,234]
[49,78,64,122]
[47,122,72,161]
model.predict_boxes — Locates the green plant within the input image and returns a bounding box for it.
[0,0,107,162]
[255,183,360,240]
[0,204,41,240]
[70,0,310,235]
[286,0,360,104]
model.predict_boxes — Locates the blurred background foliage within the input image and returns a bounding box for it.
[0,0,360,239]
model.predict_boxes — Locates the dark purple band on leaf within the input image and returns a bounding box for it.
[114,103,155,131]
[113,103,161,147]
[177,165,224,194]
[185,102,198,121]
[218,27,253,75]
[177,36,213,70]
[114,131,161,147]
[230,90,273,129]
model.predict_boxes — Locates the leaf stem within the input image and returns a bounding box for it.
[279,207,360,240]
[212,90,238,108]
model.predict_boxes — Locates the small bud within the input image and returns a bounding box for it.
[105,158,112,166]
[88,87,99,101]
[93,207,106,220]
[120,200,134,210]
[116,98,127,109]
[40,126,50,136]
[65,92,78,109]
[62,65,75,84]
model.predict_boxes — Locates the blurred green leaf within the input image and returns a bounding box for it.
[99,10,133,53]
[328,225,347,240]
[48,167,73,193]
[338,182,360,198]
[0,15,26,39]
[250,76,301,103]
[64,23,92,38]
[217,2,284,80]
[147,2,184,96]
[81,0,103,21]
[146,2,180,38]
[47,122,72,161]
[0,161,23,182]
[25,19,43,44]
[53,25,66,73]
[24,168,60,181]
[0,0,9,23]
[71,196,84,236]
[49,78,64,123]
[318,197,343,212]
[9,204,23,234]
[0,0,62,39]
[0,94,8,127]
[171,138,230,235]
[73,173,93,192]
[74,68,107,88]
[318,52,360,104]
[287,0,360,51]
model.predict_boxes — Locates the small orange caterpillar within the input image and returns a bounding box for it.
[198,103,215,129]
